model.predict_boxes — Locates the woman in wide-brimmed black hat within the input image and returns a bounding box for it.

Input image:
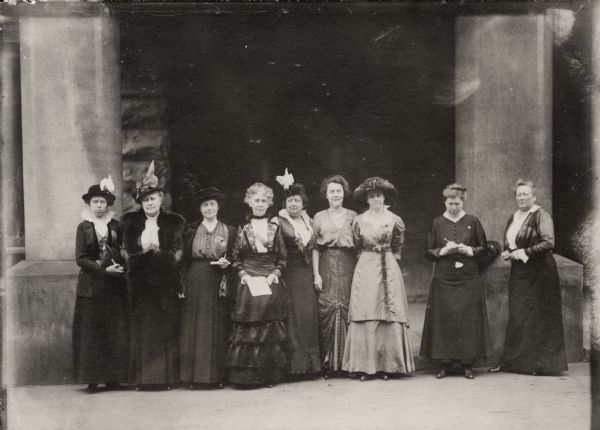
[121,161,186,391]
[342,177,415,381]
[73,175,129,393]
[179,187,236,389]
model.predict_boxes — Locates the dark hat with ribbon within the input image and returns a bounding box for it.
[194,187,226,206]
[353,176,398,204]
[82,175,116,206]
[134,161,164,203]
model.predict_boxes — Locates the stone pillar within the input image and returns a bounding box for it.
[590,5,600,427]
[19,15,121,260]
[455,15,552,242]
[7,14,121,386]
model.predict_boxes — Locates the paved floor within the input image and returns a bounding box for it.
[8,362,590,430]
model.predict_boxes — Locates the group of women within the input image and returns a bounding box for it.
[72,161,568,393]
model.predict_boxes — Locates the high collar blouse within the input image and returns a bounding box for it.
[141,213,160,251]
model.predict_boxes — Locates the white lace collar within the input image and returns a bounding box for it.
[81,208,114,224]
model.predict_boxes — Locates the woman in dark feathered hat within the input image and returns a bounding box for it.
[121,161,186,391]
[275,170,322,379]
[342,177,415,380]
[73,175,129,393]
[179,187,236,389]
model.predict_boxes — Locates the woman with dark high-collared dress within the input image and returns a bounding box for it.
[179,187,236,389]
[226,183,288,387]
[489,179,567,375]
[420,183,490,379]
[73,176,128,393]
[122,161,186,390]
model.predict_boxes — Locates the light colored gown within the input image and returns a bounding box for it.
[342,210,414,375]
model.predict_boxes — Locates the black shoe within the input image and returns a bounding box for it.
[435,368,447,379]
[359,374,371,382]
[488,366,502,373]
[463,366,474,380]
[85,383,99,394]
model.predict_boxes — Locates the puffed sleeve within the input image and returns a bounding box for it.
[524,209,555,257]
[425,220,443,261]
[352,217,363,252]
[272,225,287,278]
[75,223,104,275]
[471,217,488,258]
[391,216,405,261]
[231,226,247,279]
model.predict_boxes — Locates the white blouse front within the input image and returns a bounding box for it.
[141,214,160,251]
[506,205,540,250]
[251,218,269,253]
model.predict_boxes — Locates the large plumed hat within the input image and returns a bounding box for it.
[276,168,308,202]
[82,175,116,206]
[194,187,226,206]
[134,161,164,203]
[353,176,397,203]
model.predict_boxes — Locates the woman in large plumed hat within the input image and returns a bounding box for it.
[73,175,129,393]
[179,187,236,389]
[121,161,186,390]
[342,177,415,381]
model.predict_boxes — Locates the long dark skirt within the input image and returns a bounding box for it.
[72,282,129,383]
[129,290,180,385]
[420,276,490,362]
[500,253,567,374]
[318,248,356,372]
[227,254,288,386]
[285,253,321,375]
[180,260,231,384]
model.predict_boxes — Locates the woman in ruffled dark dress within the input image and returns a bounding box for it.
[312,175,357,377]
[275,171,321,379]
[489,179,567,375]
[122,161,186,390]
[226,183,288,388]
[420,184,490,379]
[179,187,236,389]
[73,176,128,393]
[342,177,414,381]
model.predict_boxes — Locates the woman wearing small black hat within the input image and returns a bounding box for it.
[73,175,128,393]
[121,161,186,390]
[276,170,321,379]
[342,177,414,381]
[179,187,236,389]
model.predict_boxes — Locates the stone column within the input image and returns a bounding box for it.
[20,15,121,260]
[455,15,552,242]
[7,13,121,386]
[454,14,583,366]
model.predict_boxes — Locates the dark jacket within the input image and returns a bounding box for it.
[121,209,186,301]
[503,208,555,258]
[75,219,124,298]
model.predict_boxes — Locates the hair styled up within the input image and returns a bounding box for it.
[514,179,536,196]
[442,183,467,201]
[244,182,274,207]
[319,174,351,200]
[283,183,309,208]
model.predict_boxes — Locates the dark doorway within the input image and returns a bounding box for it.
[120,8,456,297]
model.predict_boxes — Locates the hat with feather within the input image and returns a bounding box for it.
[276,168,308,203]
[134,161,164,203]
[353,176,397,204]
[82,175,116,206]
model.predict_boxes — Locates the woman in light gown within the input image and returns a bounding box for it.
[342,177,414,381]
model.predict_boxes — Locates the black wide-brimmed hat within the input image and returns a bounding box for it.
[82,175,116,205]
[194,187,226,206]
[353,176,398,204]
[134,161,164,203]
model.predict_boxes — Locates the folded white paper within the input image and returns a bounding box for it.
[246,276,272,296]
